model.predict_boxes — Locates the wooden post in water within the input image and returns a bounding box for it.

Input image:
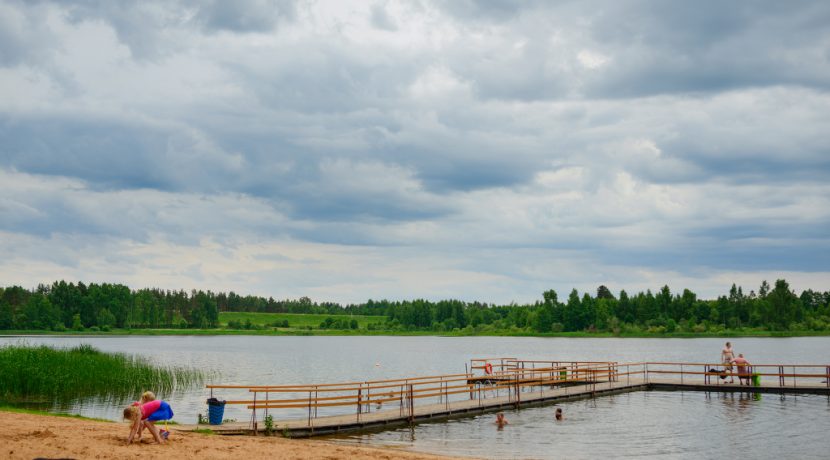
[407,384,415,424]
[399,384,405,417]
[514,373,520,409]
[356,385,362,422]
[307,390,313,426]
[251,391,258,434]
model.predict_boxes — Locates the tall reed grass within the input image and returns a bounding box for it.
[0,343,205,403]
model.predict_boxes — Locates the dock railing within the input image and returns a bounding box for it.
[641,362,830,388]
[207,360,619,431]
[205,360,829,433]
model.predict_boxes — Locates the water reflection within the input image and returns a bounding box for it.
[328,391,830,459]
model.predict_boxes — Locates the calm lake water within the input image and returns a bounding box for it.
[3,335,829,459]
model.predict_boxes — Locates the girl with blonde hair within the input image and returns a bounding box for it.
[124,397,174,444]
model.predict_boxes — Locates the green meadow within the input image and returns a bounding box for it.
[218,311,387,329]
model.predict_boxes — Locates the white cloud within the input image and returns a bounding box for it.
[577,49,609,69]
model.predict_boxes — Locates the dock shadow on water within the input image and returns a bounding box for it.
[0,342,207,414]
[324,391,830,460]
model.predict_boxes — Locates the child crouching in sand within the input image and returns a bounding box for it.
[124,397,174,445]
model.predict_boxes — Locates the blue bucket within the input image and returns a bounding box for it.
[207,398,226,425]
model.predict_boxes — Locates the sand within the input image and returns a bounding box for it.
[0,410,461,460]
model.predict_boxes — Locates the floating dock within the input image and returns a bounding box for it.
[175,359,830,437]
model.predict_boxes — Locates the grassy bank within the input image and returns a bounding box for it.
[0,344,205,404]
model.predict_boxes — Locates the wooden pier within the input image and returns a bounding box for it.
[176,359,830,437]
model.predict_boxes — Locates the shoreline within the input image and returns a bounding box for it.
[0,409,460,460]
[1,329,829,338]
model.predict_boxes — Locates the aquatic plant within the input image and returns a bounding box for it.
[0,343,205,404]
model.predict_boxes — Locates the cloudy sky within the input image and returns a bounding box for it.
[1,0,828,304]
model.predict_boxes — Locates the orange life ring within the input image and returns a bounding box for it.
[484,363,493,375]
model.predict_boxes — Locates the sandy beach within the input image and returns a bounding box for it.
[0,410,460,460]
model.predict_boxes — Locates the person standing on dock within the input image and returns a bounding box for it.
[721,342,735,383]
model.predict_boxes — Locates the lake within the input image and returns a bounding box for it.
[2,335,829,459]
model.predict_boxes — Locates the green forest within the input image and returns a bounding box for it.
[0,279,828,335]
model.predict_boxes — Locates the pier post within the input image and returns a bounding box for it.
[251,391,258,434]
[399,384,405,417]
[308,390,313,426]
[252,390,257,436]
[515,373,520,409]
[407,384,415,424]
[356,385,362,422]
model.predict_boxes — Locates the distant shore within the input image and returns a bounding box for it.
[0,409,456,460]
[2,328,829,338]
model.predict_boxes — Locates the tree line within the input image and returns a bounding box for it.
[0,279,828,333]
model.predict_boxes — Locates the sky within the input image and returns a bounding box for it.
[1,0,828,304]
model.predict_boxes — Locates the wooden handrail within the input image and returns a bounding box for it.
[247,375,473,393]
[637,362,830,368]
[248,386,476,410]
[207,359,829,431]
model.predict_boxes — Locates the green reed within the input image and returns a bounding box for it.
[0,343,205,403]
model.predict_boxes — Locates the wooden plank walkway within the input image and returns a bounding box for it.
[174,375,829,437]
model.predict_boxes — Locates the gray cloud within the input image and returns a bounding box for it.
[0,0,828,302]
[193,0,296,33]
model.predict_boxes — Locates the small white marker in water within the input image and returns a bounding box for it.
[375,362,381,367]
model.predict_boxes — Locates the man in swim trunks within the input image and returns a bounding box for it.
[721,342,735,383]
[732,354,751,385]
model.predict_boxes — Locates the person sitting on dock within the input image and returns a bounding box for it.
[731,354,751,385]
[721,342,735,383]
[555,408,563,421]
[495,412,508,428]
